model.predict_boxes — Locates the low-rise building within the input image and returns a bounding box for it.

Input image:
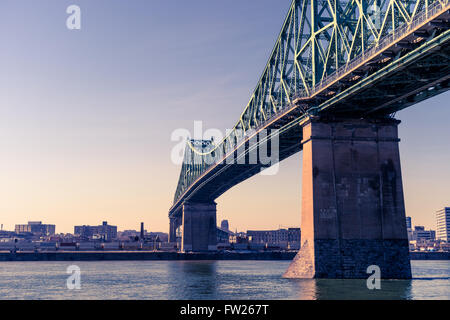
[412,226,436,242]
[247,228,301,247]
[15,221,55,236]
[217,227,233,244]
[74,221,117,241]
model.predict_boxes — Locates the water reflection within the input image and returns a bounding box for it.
[290,279,413,300]
[165,261,414,300]
[0,260,445,299]
[167,261,218,300]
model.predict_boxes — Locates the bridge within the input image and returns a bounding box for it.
[169,0,450,279]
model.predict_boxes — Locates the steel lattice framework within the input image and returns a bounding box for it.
[172,0,450,211]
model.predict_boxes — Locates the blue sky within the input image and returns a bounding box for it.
[0,0,448,233]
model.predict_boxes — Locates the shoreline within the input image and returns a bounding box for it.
[0,251,296,261]
[0,251,448,261]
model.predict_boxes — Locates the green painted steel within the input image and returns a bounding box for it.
[173,0,450,207]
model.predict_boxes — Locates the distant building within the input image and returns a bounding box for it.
[118,230,141,241]
[412,226,436,241]
[117,229,168,243]
[147,232,168,243]
[220,220,229,232]
[247,228,301,245]
[0,230,14,239]
[229,232,249,244]
[407,228,414,242]
[15,221,55,236]
[217,227,233,244]
[436,207,450,242]
[74,221,117,241]
[288,228,301,242]
[406,217,413,241]
[406,217,412,229]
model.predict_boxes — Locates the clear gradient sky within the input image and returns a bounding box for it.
[0,0,448,234]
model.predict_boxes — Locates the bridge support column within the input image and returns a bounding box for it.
[169,217,179,244]
[181,202,217,252]
[284,117,411,279]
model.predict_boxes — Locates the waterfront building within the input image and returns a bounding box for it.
[406,217,413,241]
[217,227,233,244]
[229,232,249,244]
[147,232,169,243]
[436,207,450,242]
[406,216,412,229]
[247,228,301,245]
[118,229,141,240]
[74,221,117,241]
[288,228,301,242]
[117,230,168,243]
[0,230,14,239]
[412,226,436,242]
[15,221,55,236]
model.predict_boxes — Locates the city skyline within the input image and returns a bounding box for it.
[1,0,449,234]
[3,212,441,235]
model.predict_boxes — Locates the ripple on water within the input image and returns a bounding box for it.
[0,260,448,300]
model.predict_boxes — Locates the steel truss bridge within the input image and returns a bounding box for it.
[170,0,450,218]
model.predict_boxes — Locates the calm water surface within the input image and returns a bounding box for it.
[0,260,448,299]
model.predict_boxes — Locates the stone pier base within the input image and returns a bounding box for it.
[181,202,217,252]
[284,117,411,279]
[168,216,180,247]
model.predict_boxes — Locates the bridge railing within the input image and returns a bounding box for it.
[294,0,448,101]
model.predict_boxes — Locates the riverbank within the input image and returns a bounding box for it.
[0,251,296,261]
[0,251,448,261]
[409,251,450,260]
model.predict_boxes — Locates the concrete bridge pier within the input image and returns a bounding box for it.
[169,217,180,244]
[284,116,412,279]
[181,202,217,252]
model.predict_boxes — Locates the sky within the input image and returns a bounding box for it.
[0,0,448,234]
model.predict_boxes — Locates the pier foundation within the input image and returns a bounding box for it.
[181,202,217,252]
[284,117,411,279]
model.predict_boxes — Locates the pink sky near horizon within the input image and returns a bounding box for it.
[0,1,448,234]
